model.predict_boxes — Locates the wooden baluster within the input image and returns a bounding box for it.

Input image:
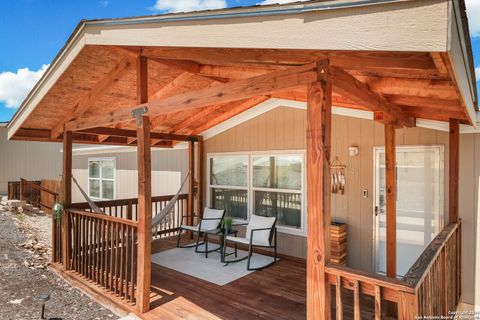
[130,225,135,302]
[335,275,343,320]
[353,280,361,320]
[120,223,125,297]
[115,222,120,295]
[374,285,382,320]
[110,221,115,291]
[99,219,104,286]
[124,224,130,301]
[127,201,132,220]
[82,215,86,276]
[73,213,77,271]
[398,292,418,320]
[96,218,101,284]
[90,216,94,280]
[104,221,110,289]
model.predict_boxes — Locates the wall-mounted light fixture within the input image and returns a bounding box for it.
[349,146,359,157]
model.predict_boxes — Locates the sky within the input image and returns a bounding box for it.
[0,0,479,122]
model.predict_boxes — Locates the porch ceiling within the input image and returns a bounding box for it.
[6,0,477,147]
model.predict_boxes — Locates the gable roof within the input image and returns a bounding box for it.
[6,0,478,147]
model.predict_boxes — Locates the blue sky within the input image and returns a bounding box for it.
[0,0,479,122]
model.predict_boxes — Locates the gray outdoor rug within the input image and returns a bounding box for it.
[151,244,276,286]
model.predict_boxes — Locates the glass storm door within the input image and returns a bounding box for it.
[374,146,444,277]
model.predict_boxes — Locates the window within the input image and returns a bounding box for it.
[209,156,248,220]
[252,155,303,229]
[88,158,115,200]
[208,152,305,234]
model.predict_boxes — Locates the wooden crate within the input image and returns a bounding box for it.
[330,222,347,265]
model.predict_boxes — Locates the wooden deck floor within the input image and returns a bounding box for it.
[145,236,385,320]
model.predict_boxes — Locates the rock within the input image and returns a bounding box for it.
[9,299,23,305]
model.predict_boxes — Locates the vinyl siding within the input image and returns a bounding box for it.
[0,127,62,194]
[72,148,188,203]
[204,106,476,304]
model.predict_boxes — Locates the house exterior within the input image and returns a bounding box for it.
[0,122,62,194]
[4,0,479,318]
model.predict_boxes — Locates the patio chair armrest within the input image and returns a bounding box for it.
[250,227,274,232]
[249,227,276,245]
[201,217,224,220]
[232,222,248,226]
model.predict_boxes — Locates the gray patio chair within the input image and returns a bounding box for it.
[223,214,277,271]
[176,207,225,254]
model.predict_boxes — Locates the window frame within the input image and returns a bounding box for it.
[208,154,250,221]
[207,150,306,236]
[88,157,116,201]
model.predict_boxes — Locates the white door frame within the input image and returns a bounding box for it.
[372,145,445,276]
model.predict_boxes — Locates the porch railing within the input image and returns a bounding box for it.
[402,222,461,317]
[53,193,189,305]
[326,222,461,319]
[67,209,138,303]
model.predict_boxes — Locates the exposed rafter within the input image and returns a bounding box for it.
[50,56,134,138]
[330,66,413,126]
[65,62,318,131]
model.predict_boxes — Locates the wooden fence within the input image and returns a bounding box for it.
[7,178,61,211]
[326,222,461,319]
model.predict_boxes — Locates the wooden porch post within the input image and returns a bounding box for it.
[306,60,332,320]
[384,123,396,279]
[197,139,204,217]
[449,119,459,223]
[188,139,195,223]
[61,130,72,269]
[135,55,152,313]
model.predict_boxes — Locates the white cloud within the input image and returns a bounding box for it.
[466,0,480,37]
[259,0,308,5]
[99,0,109,7]
[0,65,48,108]
[152,0,227,13]
[476,66,480,81]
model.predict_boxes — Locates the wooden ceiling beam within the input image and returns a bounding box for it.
[76,127,202,141]
[330,66,413,126]
[50,56,134,138]
[140,47,437,72]
[364,78,457,100]
[13,128,174,147]
[65,62,318,131]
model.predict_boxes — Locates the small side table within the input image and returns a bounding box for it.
[220,229,238,263]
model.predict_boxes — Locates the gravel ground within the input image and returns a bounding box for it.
[0,208,119,320]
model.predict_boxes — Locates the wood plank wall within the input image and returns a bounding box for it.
[204,107,451,270]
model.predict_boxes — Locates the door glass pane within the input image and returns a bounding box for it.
[376,147,442,277]
[253,155,302,190]
[89,179,100,198]
[102,180,114,200]
[210,156,247,187]
[101,160,115,179]
[210,188,247,219]
[254,191,301,228]
[88,161,100,178]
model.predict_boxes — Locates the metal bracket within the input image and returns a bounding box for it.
[131,106,148,126]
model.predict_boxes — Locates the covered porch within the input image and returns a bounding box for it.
[7,1,475,319]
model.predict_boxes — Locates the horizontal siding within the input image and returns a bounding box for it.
[0,128,62,194]
[72,148,188,203]
[204,107,451,267]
